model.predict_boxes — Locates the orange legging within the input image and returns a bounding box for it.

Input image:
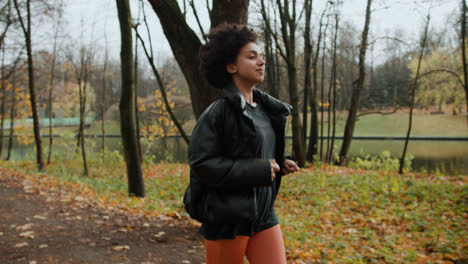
[204,224,287,264]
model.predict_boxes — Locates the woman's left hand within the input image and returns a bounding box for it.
[282,159,300,175]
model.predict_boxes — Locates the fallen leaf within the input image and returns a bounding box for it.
[154,231,165,238]
[344,228,358,234]
[113,245,130,251]
[39,244,48,248]
[33,215,47,220]
[20,231,35,239]
[17,223,33,231]
[15,242,29,248]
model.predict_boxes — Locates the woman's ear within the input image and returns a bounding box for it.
[226,64,237,74]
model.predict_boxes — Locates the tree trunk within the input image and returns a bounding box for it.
[0,0,12,51]
[146,0,249,119]
[7,69,15,161]
[13,0,43,170]
[146,0,213,119]
[47,0,62,164]
[399,15,430,174]
[328,10,339,163]
[260,0,279,99]
[288,60,306,166]
[210,0,249,27]
[336,0,372,165]
[79,77,89,176]
[320,41,330,162]
[116,0,145,197]
[461,0,468,126]
[134,34,142,160]
[47,33,57,165]
[273,0,306,166]
[101,42,108,153]
[308,8,327,162]
[326,52,333,163]
[303,0,313,160]
[1,45,5,158]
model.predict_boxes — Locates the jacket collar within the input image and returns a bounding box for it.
[223,82,292,116]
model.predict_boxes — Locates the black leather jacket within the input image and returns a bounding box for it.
[185,83,291,224]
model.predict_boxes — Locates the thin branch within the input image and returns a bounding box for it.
[141,0,154,59]
[417,68,465,88]
[189,0,207,42]
[368,36,413,47]
[357,107,399,117]
[133,26,190,144]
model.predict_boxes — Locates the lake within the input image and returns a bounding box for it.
[2,136,467,176]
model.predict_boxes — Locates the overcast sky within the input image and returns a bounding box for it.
[51,0,459,65]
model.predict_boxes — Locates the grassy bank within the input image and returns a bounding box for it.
[288,109,468,137]
[1,156,466,263]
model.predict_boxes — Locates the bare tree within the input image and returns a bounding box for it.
[321,28,329,161]
[0,44,5,157]
[47,0,63,164]
[146,0,250,119]
[6,65,16,160]
[68,44,93,176]
[399,15,430,174]
[259,0,280,98]
[305,6,328,162]
[327,4,340,163]
[116,0,145,197]
[13,0,43,170]
[6,48,24,160]
[0,0,13,50]
[264,0,306,166]
[0,0,13,157]
[461,0,468,126]
[101,32,108,153]
[133,5,190,144]
[336,0,372,165]
[302,0,314,160]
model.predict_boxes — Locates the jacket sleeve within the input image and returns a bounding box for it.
[188,108,272,188]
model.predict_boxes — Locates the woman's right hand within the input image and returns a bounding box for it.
[270,159,280,181]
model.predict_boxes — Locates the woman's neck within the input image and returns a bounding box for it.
[233,78,256,106]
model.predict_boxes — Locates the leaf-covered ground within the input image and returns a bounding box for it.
[0,159,466,263]
[0,167,204,264]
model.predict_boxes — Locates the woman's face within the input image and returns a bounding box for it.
[227,42,265,86]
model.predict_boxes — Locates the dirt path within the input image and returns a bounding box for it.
[0,170,205,264]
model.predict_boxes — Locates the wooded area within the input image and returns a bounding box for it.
[0,0,466,195]
[0,1,466,263]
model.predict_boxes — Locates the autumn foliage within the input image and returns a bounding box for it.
[1,158,465,264]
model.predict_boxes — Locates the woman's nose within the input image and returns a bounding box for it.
[258,57,265,65]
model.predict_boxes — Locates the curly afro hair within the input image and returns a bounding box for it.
[199,23,258,89]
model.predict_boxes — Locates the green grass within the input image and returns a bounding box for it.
[2,157,466,263]
[292,109,468,137]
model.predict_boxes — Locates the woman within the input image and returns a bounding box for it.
[185,23,300,264]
